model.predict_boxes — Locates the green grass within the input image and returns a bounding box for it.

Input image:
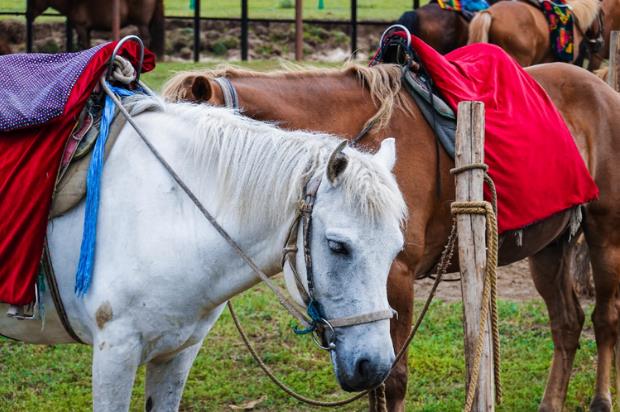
[0,292,601,411]
[141,60,341,91]
[0,0,414,21]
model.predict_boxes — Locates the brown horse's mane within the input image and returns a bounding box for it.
[162,63,414,131]
[566,0,600,32]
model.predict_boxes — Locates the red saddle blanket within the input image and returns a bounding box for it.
[0,42,155,305]
[409,35,598,233]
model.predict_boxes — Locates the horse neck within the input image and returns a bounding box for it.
[223,73,456,274]
[228,73,379,139]
[129,112,296,304]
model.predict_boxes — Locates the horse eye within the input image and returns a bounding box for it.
[327,239,349,255]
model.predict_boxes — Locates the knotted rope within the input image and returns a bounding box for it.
[450,163,502,412]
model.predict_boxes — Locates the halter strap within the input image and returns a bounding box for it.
[282,175,396,340]
[214,77,240,111]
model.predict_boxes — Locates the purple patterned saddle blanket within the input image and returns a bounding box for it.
[0,44,106,132]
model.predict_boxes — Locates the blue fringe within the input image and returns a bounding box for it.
[75,83,134,296]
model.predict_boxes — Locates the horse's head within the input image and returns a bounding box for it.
[283,138,406,392]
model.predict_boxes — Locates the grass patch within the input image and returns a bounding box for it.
[0,294,601,411]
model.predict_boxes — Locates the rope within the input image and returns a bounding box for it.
[450,165,502,412]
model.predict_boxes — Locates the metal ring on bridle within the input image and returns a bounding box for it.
[311,318,336,351]
[106,35,145,84]
[379,24,412,49]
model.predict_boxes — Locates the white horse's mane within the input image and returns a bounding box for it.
[124,95,407,227]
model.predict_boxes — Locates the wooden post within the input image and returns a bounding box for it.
[241,0,249,61]
[608,31,620,92]
[350,0,357,57]
[295,0,303,61]
[112,0,121,41]
[193,0,201,62]
[454,101,495,412]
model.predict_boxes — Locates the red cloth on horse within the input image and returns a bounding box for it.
[0,43,154,305]
[409,36,598,233]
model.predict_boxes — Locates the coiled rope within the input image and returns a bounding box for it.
[451,163,502,412]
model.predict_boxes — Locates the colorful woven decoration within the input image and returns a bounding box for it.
[541,0,574,62]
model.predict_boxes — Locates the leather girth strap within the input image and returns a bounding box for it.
[41,241,85,343]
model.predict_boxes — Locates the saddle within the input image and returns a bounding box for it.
[371,28,457,158]
[50,95,125,218]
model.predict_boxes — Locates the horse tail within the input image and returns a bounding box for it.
[468,11,493,44]
[149,0,165,58]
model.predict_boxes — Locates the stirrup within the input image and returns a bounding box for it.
[6,284,40,320]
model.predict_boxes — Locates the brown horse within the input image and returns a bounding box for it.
[396,3,471,54]
[589,0,620,70]
[468,0,602,66]
[163,63,620,412]
[26,0,164,57]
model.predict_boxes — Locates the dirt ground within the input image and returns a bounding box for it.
[417,259,549,302]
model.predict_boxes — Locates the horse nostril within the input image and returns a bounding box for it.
[356,358,371,379]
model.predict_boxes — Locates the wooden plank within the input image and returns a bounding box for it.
[608,31,620,91]
[454,101,495,412]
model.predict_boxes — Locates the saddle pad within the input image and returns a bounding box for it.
[540,0,574,62]
[0,43,155,305]
[408,35,598,233]
[437,0,490,13]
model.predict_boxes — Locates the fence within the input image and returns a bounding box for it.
[0,0,420,62]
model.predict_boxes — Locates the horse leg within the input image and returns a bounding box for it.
[75,25,90,50]
[144,342,203,412]
[369,259,414,412]
[143,304,225,411]
[137,25,151,51]
[528,237,584,412]
[92,328,143,412]
[586,241,620,412]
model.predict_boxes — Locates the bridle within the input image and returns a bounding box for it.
[280,165,397,350]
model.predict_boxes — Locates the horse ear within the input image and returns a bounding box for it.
[191,75,213,102]
[373,138,397,171]
[326,141,349,185]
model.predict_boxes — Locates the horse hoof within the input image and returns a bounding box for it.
[590,395,612,412]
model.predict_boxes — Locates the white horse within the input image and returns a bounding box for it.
[0,95,406,411]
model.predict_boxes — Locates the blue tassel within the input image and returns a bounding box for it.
[74,83,134,296]
[291,299,324,335]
